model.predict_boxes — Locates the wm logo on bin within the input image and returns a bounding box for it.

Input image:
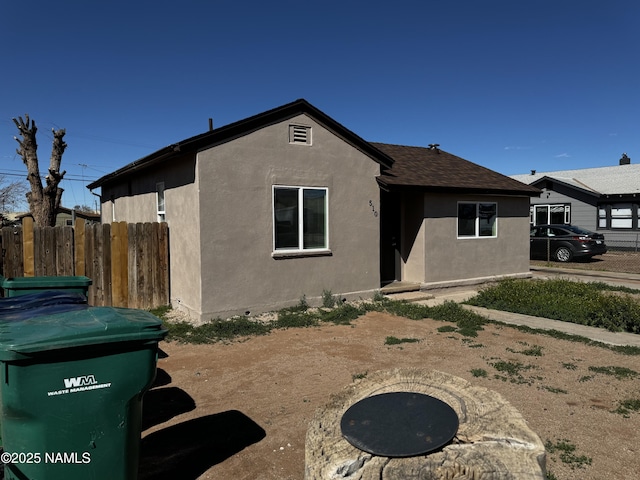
[64,375,98,388]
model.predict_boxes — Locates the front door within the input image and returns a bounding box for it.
[379,190,401,286]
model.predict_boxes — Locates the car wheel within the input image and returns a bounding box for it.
[555,246,573,262]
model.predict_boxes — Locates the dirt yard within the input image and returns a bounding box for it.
[139,310,640,480]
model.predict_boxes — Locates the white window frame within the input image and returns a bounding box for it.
[598,203,635,230]
[272,185,329,253]
[530,204,570,226]
[156,182,166,222]
[598,206,607,228]
[457,202,498,238]
[611,203,633,229]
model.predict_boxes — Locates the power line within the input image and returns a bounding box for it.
[0,171,97,182]
[1,118,157,150]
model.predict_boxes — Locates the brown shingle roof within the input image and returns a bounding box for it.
[373,143,540,196]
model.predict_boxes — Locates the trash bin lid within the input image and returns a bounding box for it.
[0,306,167,360]
[1,275,92,288]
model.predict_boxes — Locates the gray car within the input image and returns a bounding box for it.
[530,224,607,262]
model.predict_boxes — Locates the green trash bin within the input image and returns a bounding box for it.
[0,305,167,480]
[0,275,92,298]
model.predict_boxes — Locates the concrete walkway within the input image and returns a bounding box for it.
[384,267,640,348]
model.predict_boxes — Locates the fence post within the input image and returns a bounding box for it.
[128,223,140,309]
[22,217,34,277]
[157,222,169,307]
[56,226,74,275]
[1,226,24,278]
[75,218,86,276]
[110,221,128,307]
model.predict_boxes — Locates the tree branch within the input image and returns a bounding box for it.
[12,115,43,214]
[12,115,67,226]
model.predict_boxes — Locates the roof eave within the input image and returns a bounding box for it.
[530,176,601,198]
[88,99,394,190]
[376,179,541,197]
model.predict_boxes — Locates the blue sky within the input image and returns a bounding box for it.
[1,0,638,210]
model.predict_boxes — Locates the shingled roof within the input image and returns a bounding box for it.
[510,163,640,197]
[373,143,541,196]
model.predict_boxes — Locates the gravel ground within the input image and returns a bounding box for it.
[531,251,640,275]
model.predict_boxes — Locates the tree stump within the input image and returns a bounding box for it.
[305,369,546,479]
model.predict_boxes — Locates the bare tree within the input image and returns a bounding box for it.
[73,204,95,213]
[13,114,67,226]
[0,175,28,214]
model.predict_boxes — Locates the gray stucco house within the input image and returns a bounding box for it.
[88,99,540,322]
[511,155,640,247]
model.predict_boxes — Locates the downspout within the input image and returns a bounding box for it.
[90,190,102,222]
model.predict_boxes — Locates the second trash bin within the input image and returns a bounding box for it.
[0,305,167,480]
[0,275,92,298]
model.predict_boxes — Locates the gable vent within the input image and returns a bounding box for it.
[289,125,311,145]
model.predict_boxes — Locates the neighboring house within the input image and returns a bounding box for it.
[88,99,540,322]
[511,155,640,247]
[15,206,100,227]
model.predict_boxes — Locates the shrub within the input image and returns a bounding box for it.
[275,310,319,329]
[322,289,337,308]
[321,303,363,325]
[382,300,431,320]
[470,368,488,377]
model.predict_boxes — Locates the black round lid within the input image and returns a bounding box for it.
[340,392,459,457]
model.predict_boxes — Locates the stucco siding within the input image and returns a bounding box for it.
[420,194,531,284]
[196,113,381,320]
[100,157,203,316]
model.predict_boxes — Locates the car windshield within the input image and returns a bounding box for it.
[562,225,593,236]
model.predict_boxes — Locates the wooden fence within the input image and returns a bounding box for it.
[0,218,169,309]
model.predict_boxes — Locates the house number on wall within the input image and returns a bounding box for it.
[369,200,378,217]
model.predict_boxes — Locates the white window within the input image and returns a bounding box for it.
[273,186,328,252]
[611,204,633,229]
[531,204,570,226]
[289,125,312,145]
[458,202,497,238]
[598,207,607,228]
[156,182,165,222]
[598,203,636,229]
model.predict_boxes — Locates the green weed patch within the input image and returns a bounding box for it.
[507,342,544,356]
[385,336,420,345]
[467,278,640,333]
[613,398,640,416]
[545,439,592,469]
[489,359,536,384]
[587,365,638,380]
[162,317,271,344]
